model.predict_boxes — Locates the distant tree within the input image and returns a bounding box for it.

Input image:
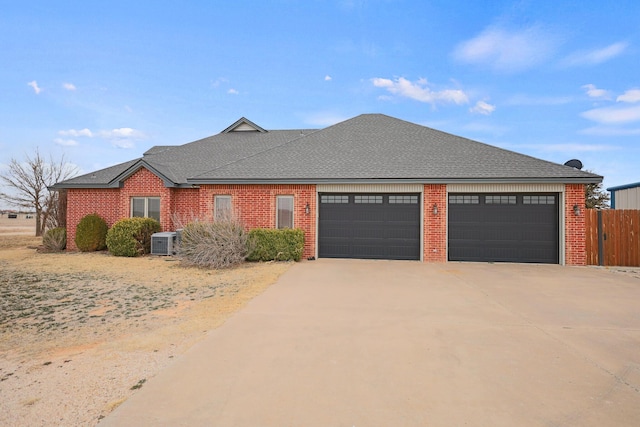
[585,171,610,210]
[0,149,78,236]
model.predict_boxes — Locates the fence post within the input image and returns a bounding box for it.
[597,210,604,266]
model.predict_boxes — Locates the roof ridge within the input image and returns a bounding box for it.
[188,128,323,180]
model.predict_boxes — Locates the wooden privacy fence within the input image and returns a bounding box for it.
[586,209,640,266]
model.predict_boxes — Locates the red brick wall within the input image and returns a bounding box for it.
[67,188,121,250]
[66,168,187,250]
[424,184,447,262]
[66,168,585,265]
[565,183,586,266]
[121,168,173,230]
[199,184,317,259]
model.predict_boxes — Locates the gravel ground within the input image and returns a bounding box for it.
[0,234,291,426]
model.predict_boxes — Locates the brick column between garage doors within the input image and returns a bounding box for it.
[424,184,447,262]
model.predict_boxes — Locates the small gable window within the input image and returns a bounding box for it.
[131,197,160,222]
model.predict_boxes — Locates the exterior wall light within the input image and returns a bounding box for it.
[305,203,310,215]
[573,204,581,216]
[433,204,438,215]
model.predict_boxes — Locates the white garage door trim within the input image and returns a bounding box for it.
[316,184,424,261]
[447,184,566,265]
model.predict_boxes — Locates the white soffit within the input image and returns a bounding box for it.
[447,183,564,193]
[317,184,423,193]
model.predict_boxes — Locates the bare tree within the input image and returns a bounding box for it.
[584,170,610,210]
[0,149,78,236]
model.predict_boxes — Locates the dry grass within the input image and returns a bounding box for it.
[0,224,293,426]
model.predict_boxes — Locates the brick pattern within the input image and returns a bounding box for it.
[66,167,587,265]
[66,169,178,250]
[199,184,317,259]
[66,189,121,250]
[565,183,587,266]
[423,184,447,262]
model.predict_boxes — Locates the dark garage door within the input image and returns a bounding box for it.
[448,194,559,263]
[318,193,421,260]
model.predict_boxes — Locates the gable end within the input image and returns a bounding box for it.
[221,117,267,133]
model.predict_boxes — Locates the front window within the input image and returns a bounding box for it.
[131,197,161,222]
[276,196,294,229]
[215,195,232,220]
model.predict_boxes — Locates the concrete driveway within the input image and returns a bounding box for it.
[101,260,640,427]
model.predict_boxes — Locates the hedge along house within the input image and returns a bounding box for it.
[53,114,602,265]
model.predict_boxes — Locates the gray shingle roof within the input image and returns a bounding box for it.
[54,114,601,188]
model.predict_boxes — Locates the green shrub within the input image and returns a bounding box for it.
[75,213,108,252]
[106,217,161,257]
[178,219,250,269]
[43,227,67,251]
[247,228,305,262]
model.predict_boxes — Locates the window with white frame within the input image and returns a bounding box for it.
[214,195,232,220]
[131,197,160,222]
[276,195,294,229]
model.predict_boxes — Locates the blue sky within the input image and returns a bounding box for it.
[1,0,639,203]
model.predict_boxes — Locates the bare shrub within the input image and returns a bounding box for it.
[177,218,250,269]
[42,227,66,251]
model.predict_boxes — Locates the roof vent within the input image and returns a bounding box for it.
[564,159,583,170]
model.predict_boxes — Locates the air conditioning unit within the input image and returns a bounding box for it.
[151,232,177,255]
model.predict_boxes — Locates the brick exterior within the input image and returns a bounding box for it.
[199,184,317,259]
[67,188,121,250]
[66,167,587,265]
[67,168,195,250]
[564,183,587,266]
[423,184,447,262]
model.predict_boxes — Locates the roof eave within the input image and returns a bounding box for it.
[110,160,179,188]
[607,181,640,192]
[187,176,603,185]
[49,182,123,190]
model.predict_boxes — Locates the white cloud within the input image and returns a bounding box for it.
[581,84,611,100]
[63,82,76,91]
[60,129,92,138]
[452,25,558,72]
[58,127,144,147]
[211,77,228,88]
[581,104,640,124]
[469,100,496,115]
[99,128,145,139]
[371,77,468,105]
[98,128,145,149]
[27,80,42,94]
[227,88,239,95]
[504,94,573,106]
[53,138,78,146]
[617,89,640,103]
[562,42,628,67]
[110,140,134,149]
[59,128,93,137]
[580,127,640,136]
[324,75,332,81]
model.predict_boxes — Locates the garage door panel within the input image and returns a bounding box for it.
[448,193,559,264]
[319,193,420,260]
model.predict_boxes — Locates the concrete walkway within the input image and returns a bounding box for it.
[101,260,640,427]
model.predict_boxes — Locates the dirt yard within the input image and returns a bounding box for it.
[0,217,292,426]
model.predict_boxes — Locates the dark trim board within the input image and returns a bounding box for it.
[448,193,560,264]
[318,193,421,260]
